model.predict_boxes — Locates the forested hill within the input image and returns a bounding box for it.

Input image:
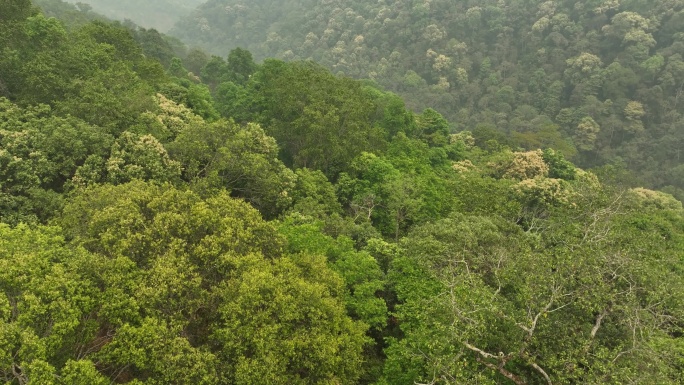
[2,1,684,384]
[171,0,684,200]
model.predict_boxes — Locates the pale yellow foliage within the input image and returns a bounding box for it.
[602,12,655,47]
[305,32,318,43]
[566,53,603,74]
[532,16,551,32]
[433,54,453,72]
[435,76,450,91]
[594,0,620,14]
[610,12,650,32]
[537,1,557,17]
[574,117,600,151]
[500,150,549,180]
[455,68,468,85]
[452,160,476,173]
[574,169,601,190]
[513,177,571,206]
[624,101,645,120]
[450,131,475,149]
[624,29,656,46]
[465,7,482,19]
[423,24,445,41]
[627,188,683,211]
[151,93,204,137]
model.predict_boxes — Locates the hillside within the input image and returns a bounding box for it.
[1,1,684,384]
[171,0,684,200]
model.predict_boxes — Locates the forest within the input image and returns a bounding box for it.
[171,0,684,203]
[0,0,683,384]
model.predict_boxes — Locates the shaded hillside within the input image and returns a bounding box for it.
[171,0,684,200]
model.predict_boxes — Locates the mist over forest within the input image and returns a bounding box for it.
[57,0,205,31]
[1,0,683,384]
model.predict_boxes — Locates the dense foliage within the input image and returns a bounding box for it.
[1,1,683,384]
[172,0,684,200]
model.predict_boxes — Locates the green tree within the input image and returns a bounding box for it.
[0,99,111,223]
[574,116,601,151]
[200,55,229,89]
[288,168,342,219]
[167,115,295,217]
[214,252,368,384]
[226,47,257,85]
[59,181,368,383]
[73,131,181,186]
[245,60,388,177]
[278,217,388,331]
[0,224,105,384]
[183,48,209,76]
[383,187,684,384]
[415,108,450,147]
[134,27,176,67]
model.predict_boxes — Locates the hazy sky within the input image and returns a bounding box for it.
[65,0,205,31]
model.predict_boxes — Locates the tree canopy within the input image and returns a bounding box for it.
[171,0,684,201]
[1,2,683,384]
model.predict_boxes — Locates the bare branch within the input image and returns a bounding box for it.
[465,343,526,385]
[530,362,552,385]
[591,310,608,339]
[580,191,625,245]
[476,357,526,385]
[519,292,564,339]
[612,348,635,364]
[11,364,28,385]
[464,342,498,360]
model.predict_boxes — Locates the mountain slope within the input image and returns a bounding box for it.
[171,0,684,200]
